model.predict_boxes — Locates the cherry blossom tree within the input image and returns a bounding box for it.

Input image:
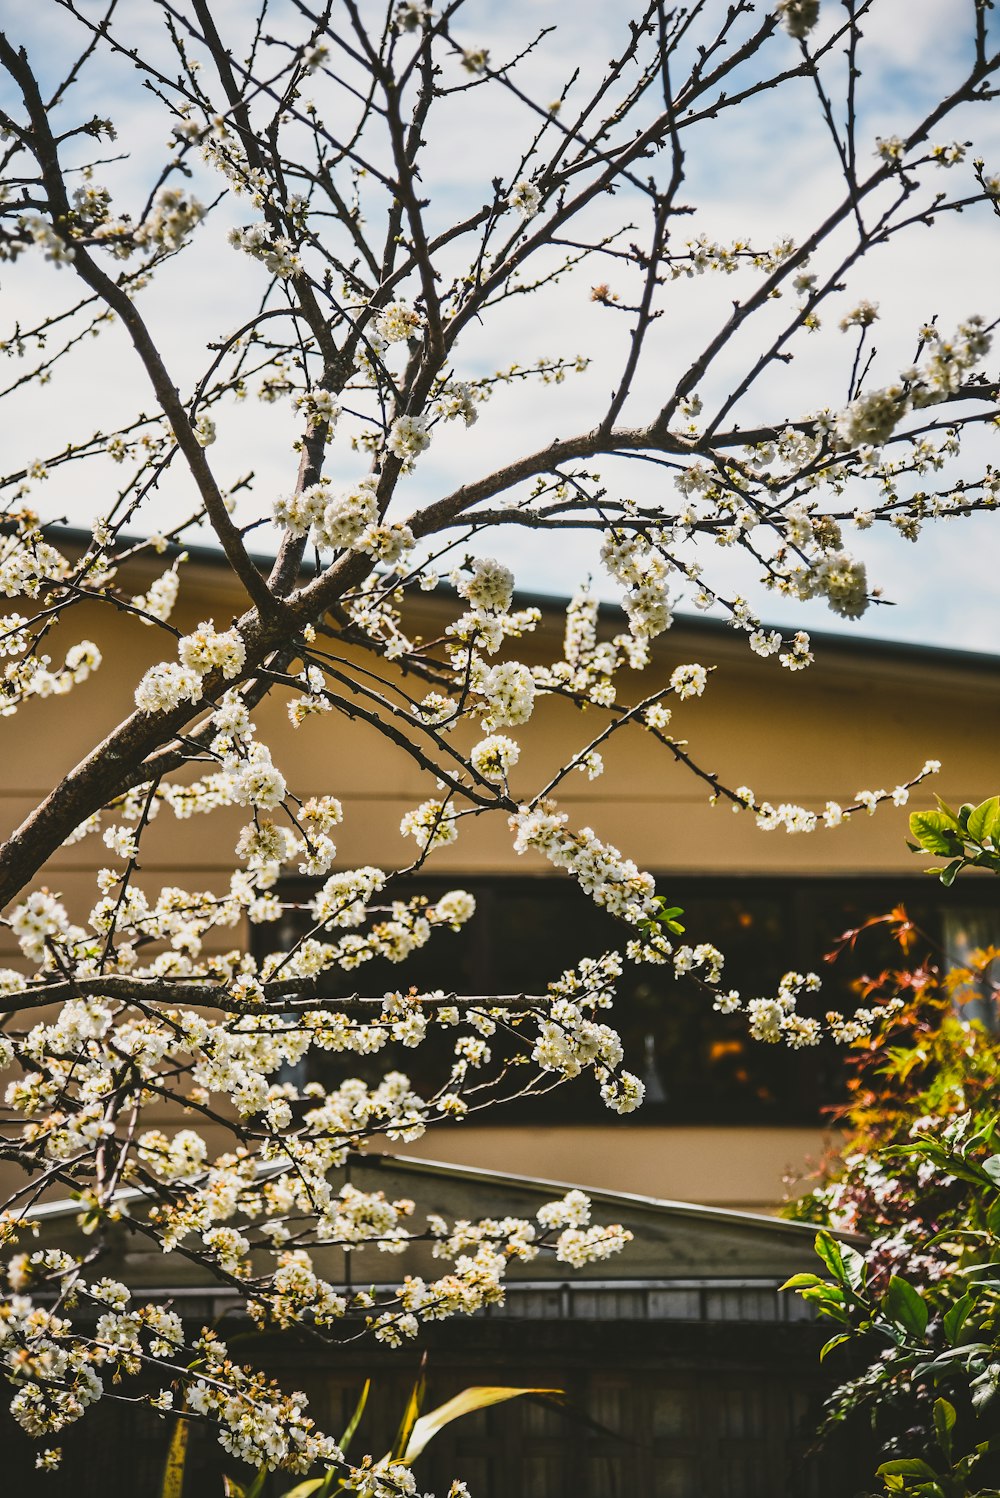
[0,0,998,1484]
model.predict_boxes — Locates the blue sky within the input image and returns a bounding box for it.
[2,0,999,652]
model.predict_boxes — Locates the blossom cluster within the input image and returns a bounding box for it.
[3,10,997,1481]
[135,620,246,713]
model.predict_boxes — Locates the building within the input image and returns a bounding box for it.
[4,534,996,1495]
[7,1154,873,1498]
[2,533,998,1211]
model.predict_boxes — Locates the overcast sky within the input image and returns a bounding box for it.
[2,0,999,653]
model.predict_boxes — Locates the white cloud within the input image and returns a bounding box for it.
[2,0,998,651]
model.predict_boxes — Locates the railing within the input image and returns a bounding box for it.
[81,1277,814,1324]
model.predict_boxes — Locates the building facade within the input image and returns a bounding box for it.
[2,537,999,1211]
[8,1155,873,1498]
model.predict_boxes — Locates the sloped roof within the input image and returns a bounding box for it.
[27,1151,851,1292]
[47,524,1000,677]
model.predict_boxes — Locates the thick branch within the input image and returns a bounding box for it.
[0,975,550,1017]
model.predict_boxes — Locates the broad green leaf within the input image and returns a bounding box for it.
[932,1398,956,1462]
[876,1459,940,1479]
[813,1231,846,1282]
[942,1292,974,1344]
[971,1362,1000,1409]
[161,1418,189,1498]
[339,1378,371,1456]
[398,1386,564,1465]
[840,1242,868,1291]
[791,1279,845,1315]
[967,796,1000,843]
[933,795,962,824]
[819,1333,852,1361]
[912,1154,996,1190]
[983,1154,1000,1184]
[805,1287,847,1322]
[909,811,963,857]
[921,1343,990,1367]
[780,1273,828,1291]
[883,1276,928,1338]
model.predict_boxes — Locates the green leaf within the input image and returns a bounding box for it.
[397,1386,564,1466]
[938,857,964,887]
[876,1459,940,1479]
[245,1470,268,1498]
[942,1293,975,1345]
[932,1398,956,1462]
[222,1482,247,1498]
[808,1291,848,1323]
[161,1419,189,1498]
[971,1362,1000,1410]
[819,1333,852,1361]
[840,1242,868,1291]
[813,1231,846,1282]
[909,810,963,857]
[920,1343,990,1369]
[339,1378,371,1457]
[883,1276,928,1339]
[277,1482,328,1498]
[983,1154,1000,1184]
[780,1273,828,1291]
[933,795,961,823]
[967,796,1000,843]
[391,1363,426,1463]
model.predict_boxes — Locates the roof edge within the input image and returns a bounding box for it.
[24,1147,864,1246]
[45,524,1000,674]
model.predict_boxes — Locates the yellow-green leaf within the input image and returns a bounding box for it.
[909,811,963,858]
[967,796,1000,844]
[390,1364,426,1462]
[161,1418,189,1498]
[780,1273,827,1291]
[884,1275,928,1338]
[397,1386,564,1466]
[933,1397,956,1462]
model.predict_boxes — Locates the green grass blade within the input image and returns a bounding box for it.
[390,1358,427,1462]
[339,1378,371,1457]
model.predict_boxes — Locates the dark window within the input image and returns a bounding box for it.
[257,876,1000,1125]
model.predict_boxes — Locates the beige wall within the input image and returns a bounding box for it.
[8,554,1000,888]
[4,552,999,1209]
